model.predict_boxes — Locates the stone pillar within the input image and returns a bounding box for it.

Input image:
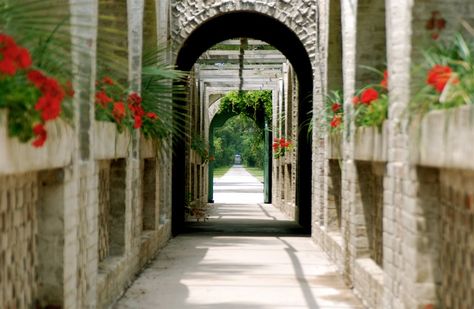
[69,1,99,308]
[340,0,358,286]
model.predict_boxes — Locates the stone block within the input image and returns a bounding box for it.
[93,121,131,160]
[0,111,74,175]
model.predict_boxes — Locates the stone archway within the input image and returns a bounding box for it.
[172,10,315,235]
[207,95,273,205]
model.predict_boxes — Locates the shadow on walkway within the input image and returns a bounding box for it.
[114,166,363,309]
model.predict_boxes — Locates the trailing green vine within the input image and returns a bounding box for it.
[219,90,272,124]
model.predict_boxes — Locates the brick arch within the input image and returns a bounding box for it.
[171,0,317,65]
[171,9,315,235]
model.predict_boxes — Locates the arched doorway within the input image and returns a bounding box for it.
[172,11,313,235]
[207,100,272,204]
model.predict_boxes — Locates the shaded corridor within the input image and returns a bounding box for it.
[115,166,363,308]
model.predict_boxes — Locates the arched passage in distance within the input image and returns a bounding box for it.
[173,11,313,235]
[207,103,272,204]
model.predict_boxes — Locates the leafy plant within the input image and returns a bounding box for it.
[410,32,474,116]
[0,32,73,146]
[353,69,388,128]
[272,136,292,159]
[219,90,272,124]
[325,90,344,132]
[191,134,211,163]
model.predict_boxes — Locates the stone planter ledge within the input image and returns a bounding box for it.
[0,111,74,175]
[354,121,388,162]
[327,131,343,160]
[409,104,474,170]
[93,121,131,160]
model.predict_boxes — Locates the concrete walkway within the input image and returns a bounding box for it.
[114,166,363,309]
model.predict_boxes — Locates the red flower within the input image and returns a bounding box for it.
[425,17,435,30]
[147,112,158,120]
[279,138,286,147]
[331,103,342,113]
[32,123,47,147]
[381,70,388,89]
[426,64,455,93]
[431,32,440,40]
[95,91,112,107]
[0,35,32,73]
[360,88,379,105]
[102,76,114,85]
[352,96,360,105]
[41,78,64,101]
[15,47,32,69]
[35,96,61,121]
[134,115,142,129]
[27,70,47,87]
[127,92,142,106]
[0,34,15,48]
[112,102,126,121]
[330,115,342,128]
[272,142,279,150]
[0,58,16,75]
[436,18,446,30]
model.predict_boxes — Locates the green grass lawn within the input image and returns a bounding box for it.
[244,166,264,183]
[213,166,232,179]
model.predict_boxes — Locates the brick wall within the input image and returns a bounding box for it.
[0,174,38,308]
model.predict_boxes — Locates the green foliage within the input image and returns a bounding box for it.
[0,1,75,144]
[353,95,388,128]
[353,68,388,128]
[141,48,188,140]
[411,32,474,117]
[213,115,264,169]
[219,90,272,125]
[191,134,210,163]
[325,90,344,132]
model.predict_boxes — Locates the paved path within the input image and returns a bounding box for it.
[115,166,363,309]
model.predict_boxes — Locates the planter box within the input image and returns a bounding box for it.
[409,105,474,170]
[0,111,74,175]
[93,121,131,160]
[354,121,388,162]
[140,135,157,159]
[327,131,342,160]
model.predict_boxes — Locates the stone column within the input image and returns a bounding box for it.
[68,1,99,308]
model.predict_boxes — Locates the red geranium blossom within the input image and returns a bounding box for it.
[32,123,47,147]
[112,102,126,121]
[147,112,158,120]
[27,70,47,87]
[102,76,114,85]
[133,115,142,129]
[0,58,16,75]
[35,96,61,121]
[330,115,342,128]
[360,88,379,105]
[332,103,342,113]
[95,91,113,107]
[0,34,32,74]
[352,96,360,105]
[15,47,32,69]
[128,92,142,105]
[381,70,388,88]
[426,64,457,93]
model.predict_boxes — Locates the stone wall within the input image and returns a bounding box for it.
[1,0,173,308]
[0,174,38,308]
[272,65,298,220]
[314,0,474,308]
